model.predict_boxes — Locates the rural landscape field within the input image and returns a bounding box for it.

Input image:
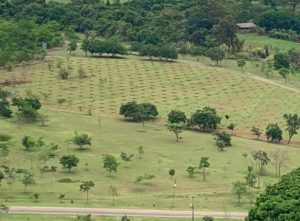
[0,0,300,221]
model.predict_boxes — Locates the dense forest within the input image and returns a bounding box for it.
[0,0,299,66]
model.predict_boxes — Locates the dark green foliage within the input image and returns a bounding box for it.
[187,166,197,177]
[189,107,222,132]
[0,20,63,67]
[274,53,290,69]
[247,167,300,221]
[199,157,210,181]
[251,126,262,139]
[121,215,130,221]
[79,181,95,201]
[0,134,12,142]
[59,155,80,171]
[22,136,44,151]
[168,169,175,177]
[0,171,4,183]
[258,10,300,33]
[119,101,158,122]
[134,174,155,184]
[283,113,300,144]
[203,216,214,221]
[12,95,42,123]
[168,110,187,124]
[214,132,232,151]
[252,150,270,175]
[84,39,127,57]
[0,99,13,118]
[22,172,35,192]
[120,152,134,162]
[266,123,283,143]
[245,166,256,188]
[72,132,92,150]
[103,154,120,174]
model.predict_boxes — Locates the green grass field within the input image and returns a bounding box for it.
[0,48,299,214]
[238,33,300,52]
[1,53,299,142]
[0,109,300,211]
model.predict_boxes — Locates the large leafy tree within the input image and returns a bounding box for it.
[283,114,300,144]
[190,107,222,132]
[59,155,80,171]
[247,167,300,221]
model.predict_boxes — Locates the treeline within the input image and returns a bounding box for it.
[81,39,127,57]
[131,43,178,61]
[0,20,63,67]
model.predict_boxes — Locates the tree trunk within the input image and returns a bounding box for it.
[87,191,89,202]
[176,133,179,142]
[203,168,206,181]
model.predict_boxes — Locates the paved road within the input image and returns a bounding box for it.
[9,206,247,220]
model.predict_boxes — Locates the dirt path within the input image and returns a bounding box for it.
[9,206,247,220]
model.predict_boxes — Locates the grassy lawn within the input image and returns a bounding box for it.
[0,109,300,211]
[1,53,299,141]
[1,214,236,221]
[238,33,300,52]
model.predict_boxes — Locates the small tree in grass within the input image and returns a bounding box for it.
[227,123,236,134]
[72,132,92,150]
[80,181,95,202]
[109,185,118,206]
[67,41,77,54]
[232,181,247,204]
[266,123,283,143]
[103,154,119,174]
[237,59,246,70]
[168,169,175,178]
[135,174,155,184]
[0,143,9,160]
[60,155,80,171]
[278,68,290,83]
[120,152,134,163]
[251,126,262,140]
[245,166,256,188]
[22,172,35,192]
[137,146,144,158]
[187,166,197,177]
[214,132,232,151]
[167,123,184,142]
[206,47,225,66]
[32,192,40,201]
[283,113,300,144]
[253,150,270,175]
[199,157,210,181]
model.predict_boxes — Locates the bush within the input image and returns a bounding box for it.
[266,123,283,143]
[0,134,12,142]
[57,178,80,183]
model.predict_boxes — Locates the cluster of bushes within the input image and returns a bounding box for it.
[81,39,127,57]
[269,29,300,42]
[131,43,178,61]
